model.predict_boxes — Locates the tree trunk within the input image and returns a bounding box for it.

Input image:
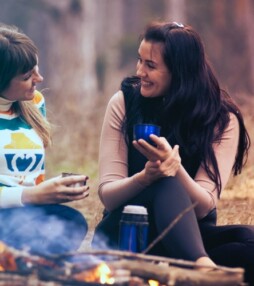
[164,0,186,24]
[243,0,254,93]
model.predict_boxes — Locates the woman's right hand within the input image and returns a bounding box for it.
[22,175,89,205]
[133,135,181,185]
[138,145,180,185]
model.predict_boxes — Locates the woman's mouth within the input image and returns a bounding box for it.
[29,86,36,93]
[141,80,153,88]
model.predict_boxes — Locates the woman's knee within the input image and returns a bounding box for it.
[150,177,192,210]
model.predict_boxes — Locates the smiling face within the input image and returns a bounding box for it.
[136,40,171,98]
[1,64,43,102]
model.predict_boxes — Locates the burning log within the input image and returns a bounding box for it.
[0,242,245,286]
[0,241,17,271]
[55,250,245,286]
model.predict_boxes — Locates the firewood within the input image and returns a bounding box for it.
[108,259,244,286]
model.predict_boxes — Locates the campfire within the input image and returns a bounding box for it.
[0,241,245,286]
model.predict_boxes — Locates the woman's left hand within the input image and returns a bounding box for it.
[133,134,181,177]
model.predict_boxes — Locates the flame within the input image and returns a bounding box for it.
[74,262,115,284]
[98,263,115,284]
[0,241,17,272]
[149,279,160,286]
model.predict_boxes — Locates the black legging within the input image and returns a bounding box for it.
[199,210,254,285]
[93,177,254,285]
[0,204,88,255]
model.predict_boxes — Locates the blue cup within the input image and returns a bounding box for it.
[119,205,149,253]
[133,124,161,145]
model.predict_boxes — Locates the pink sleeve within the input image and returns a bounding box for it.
[163,112,239,219]
[98,91,146,211]
[193,113,240,217]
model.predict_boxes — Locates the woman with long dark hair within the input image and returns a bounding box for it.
[93,21,254,284]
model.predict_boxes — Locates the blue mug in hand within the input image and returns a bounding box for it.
[133,124,161,146]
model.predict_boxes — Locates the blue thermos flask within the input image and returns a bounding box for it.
[119,205,149,253]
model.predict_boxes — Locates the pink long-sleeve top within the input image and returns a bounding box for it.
[98,91,240,219]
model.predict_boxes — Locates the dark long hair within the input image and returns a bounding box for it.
[121,21,250,196]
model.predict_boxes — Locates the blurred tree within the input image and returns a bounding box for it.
[38,0,101,168]
[164,0,186,23]
[242,0,254,93]
[38,0,98,100]
[185,0,254,95]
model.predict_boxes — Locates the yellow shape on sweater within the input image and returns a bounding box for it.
[4,133,42,149]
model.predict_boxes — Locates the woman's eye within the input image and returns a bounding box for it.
[23,73,32,81]
[147,63,155,69]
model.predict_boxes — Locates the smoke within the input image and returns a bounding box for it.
[0,204,87,255]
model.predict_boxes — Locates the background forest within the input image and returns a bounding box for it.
[1,0,254,246]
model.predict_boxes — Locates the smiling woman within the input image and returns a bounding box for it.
[0,23,89,254]
[136,40,171,98]
[1,65,43,102]
[92,21,254,285]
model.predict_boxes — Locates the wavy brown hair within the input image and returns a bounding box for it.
[0,23,51,147]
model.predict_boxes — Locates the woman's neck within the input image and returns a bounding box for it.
[0,96,15,112]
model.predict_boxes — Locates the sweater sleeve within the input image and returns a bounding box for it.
[98,91,147,211]
[0,187,24,207]
[176,112,240,218]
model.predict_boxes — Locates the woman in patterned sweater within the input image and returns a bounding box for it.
[0,23,89,254]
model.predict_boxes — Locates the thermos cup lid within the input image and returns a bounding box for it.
[122,205,148,215]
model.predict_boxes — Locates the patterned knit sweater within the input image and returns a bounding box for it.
[0,91,45,208]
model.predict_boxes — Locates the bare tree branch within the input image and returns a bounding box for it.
[142,202,198,254]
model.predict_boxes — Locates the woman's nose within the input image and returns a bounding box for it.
[136,64,146,77]
[34,72,44,83]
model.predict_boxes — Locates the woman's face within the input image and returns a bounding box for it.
[1,64,43,101]
[136,39,171,98]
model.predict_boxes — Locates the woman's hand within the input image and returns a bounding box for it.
[22,175,89,205]
[133,135,181,184]
[133,134,174,161]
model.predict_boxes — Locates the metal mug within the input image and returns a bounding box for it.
[133,124,161,146]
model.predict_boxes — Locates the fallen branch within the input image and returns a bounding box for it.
[142,202,198,254]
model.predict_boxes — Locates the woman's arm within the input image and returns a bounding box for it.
[0,175,89,207]
[176,113,240,219]
[98,91,148,211]
[21,175,89,205]
[130,112,240,219]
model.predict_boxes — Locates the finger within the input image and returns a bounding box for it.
[67,191,89,202]
[146,160,161,167]
[171,144,179,153]
[133,141,160,161]
[64,186,89,196]
[150,135,172,150]
[134,138,159,150]
[133,141,149,155]
[62,175,88,186]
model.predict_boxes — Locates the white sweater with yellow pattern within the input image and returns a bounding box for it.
[0,91,45,207]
